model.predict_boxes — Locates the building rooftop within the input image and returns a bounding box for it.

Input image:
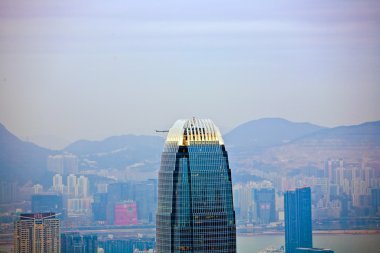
[165,118,224,147]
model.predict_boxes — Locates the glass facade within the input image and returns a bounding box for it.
[253,188,276,224]
[156,118,236,253]
[285,187,313,253]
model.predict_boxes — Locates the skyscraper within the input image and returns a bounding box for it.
[92,193,108,223]
[14,212,60,253]
[285,187,313,253]
[156,118,236,253]
[253,188,276,224]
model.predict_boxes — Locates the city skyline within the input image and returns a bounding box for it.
[1,0,379,149]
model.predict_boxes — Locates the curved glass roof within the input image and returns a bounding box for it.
[165,118,224,147]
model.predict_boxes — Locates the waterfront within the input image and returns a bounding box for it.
[1,233,380,252]
[237,234,380,253]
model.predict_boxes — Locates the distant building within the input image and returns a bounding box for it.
[114,201,138,226]
[296,248,334,253]
[98,238,155,253]
[0,181,16,204]
[106,182,135,224]
[47,154,78,175]
[134,179,157,223]
[92,193,108,222]
[32,194,64,218]
[61,232,98,253]
[67,198,92,215]
[67,174,78,197]
[77,176,89,198]
[106,180,157,224]
[285,187,313,253]
[253,188,276,224]
[14,212,60,253]
[53,174,64,193]
[371,188,380,215]
[32,184,43,194]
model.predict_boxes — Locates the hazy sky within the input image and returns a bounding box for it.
[1,0,379,148]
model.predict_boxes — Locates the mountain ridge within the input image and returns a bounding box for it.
[1,119,380,183]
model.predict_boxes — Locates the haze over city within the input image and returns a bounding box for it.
[1,0,380,149]
[1,2,380,253]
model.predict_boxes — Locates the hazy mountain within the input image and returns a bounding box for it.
[0,123,52,182]
[1,119,379,183]
[224,118,325,151]
[64,135,164,171]
[292,120,380,146]
[233,120,380,170]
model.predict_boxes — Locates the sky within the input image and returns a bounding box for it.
[0,0,379,149]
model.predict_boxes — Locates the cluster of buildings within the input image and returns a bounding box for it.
[31,173,157,227]
[233,159,380,227]
[92,180,157,225]
[233,181,279,225]
[13,212,155,253]
[281,160,380,219]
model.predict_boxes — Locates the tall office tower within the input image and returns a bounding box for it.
[53,174,64,193]
[67,174,78,197]
[14,212,60,253]
[61,232,98,253]
[92,193,108,223]
[156,118,236,253]
[253,188,276,224]
[32,194,64,218]
[78,176,89,197]
[134,179,158,223]
[285,187,313,253]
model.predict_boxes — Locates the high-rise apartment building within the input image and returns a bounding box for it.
[53,174,64,193]
[156,118,236,253]
[47,154,78,175]
[67,174,78,197]
[14,212,60,253]
[285,187,313,253]
[77,175,89,198]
